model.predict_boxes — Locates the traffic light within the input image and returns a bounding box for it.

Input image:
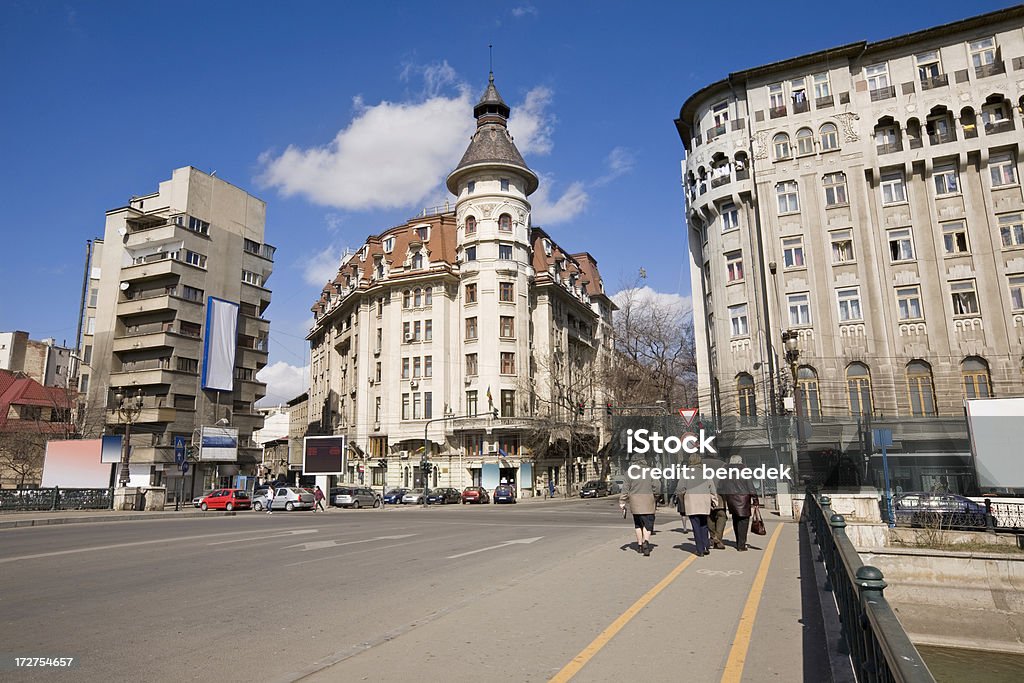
[606,402,613,416]
[422,462,432,476]
[577,402,585,416]
[492,408,499,418]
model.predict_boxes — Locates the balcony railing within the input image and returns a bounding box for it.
[792,98,810,114]
[706,123,727,142]
[908,136,923,149]
[769,105,787,119]
[870,85,896,102]
[244,242,277,261]
[985,120,1015,135]
[975,61,1005,78]
[710,175,731,188]
[876,140,903,155]
[919,74,948,90]
[118,358,171,372]
[815,95,834,109]
[928,129,956,145]
[735,168,750,181]
[963,123,979,139]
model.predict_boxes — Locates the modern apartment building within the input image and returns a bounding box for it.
[77,167,273,498]
[307,75,615,495]
[676,7,1024,491]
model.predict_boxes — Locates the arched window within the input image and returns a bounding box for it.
[737,373,757,418]
[796,127,814,155]
[819,123,839,151]
[906,361,936,416]
[797,366,821,420]
[847,363,872,416]
[773,132,791,160]
[962,357,991,398]
[498,213,512,232]
[465,216,477,235]
[402,290,411,308]
[411,252,424,270]
[413,288,422,307]
[424,286,433,307]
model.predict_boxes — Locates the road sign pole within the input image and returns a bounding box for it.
[881,444,894,528]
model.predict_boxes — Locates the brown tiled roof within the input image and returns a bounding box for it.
[0,369,73,433]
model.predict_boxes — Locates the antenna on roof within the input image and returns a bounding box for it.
[489,44,493,78]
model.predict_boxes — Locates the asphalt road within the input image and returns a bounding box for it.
[0,499,826,682]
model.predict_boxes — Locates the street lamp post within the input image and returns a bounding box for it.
[114,389,144,489]
[781,330,802,491]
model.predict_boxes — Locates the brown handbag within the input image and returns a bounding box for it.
[750,504,766,536]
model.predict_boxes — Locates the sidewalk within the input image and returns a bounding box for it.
[0,508,237,529]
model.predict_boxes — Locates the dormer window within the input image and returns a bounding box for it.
[412,251,424,269]
[359,245,368,261]
[542,239,552,256]
[383,237,395,253]
[498,213,512,232]
[500,178,510,192]
[467,181,476,194]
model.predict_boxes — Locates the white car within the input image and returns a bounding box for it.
[252,487,314,511]
[401,488,426,505]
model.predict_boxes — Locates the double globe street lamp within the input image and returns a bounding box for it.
[113,389,144,488]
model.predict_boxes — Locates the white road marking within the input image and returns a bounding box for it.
[284,534,416,552]
[207,529,319,545]
[282,535,457,568]
[446,536,543,559]
[697,569,743,577]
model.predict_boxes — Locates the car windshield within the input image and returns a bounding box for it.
[234,491,249,499]
[409,489,424,494]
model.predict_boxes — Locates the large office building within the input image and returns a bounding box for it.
[77,167,274,498]
[676,7,1024,491]
[307,75,615,495]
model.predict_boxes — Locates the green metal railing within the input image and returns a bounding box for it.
[805,492,936,683]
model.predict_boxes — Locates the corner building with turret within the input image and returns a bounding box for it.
[306,75,615,495]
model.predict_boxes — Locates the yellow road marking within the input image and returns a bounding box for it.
[549,552,698,682]
[720,523,785,683]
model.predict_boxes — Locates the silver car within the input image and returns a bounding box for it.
[332,486,381,509]
[401,488,426,505]
[253,486,314,511]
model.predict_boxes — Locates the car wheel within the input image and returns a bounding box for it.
[200,502,208,511]
[373,498,381,508]
[226,503,234,512]
[353,500,361,509]
[254,501,263,511]
[285,501,295,511]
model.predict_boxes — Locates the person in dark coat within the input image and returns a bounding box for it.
[720,455,758,551]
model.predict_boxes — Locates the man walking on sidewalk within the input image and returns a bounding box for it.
[619,457,658,556]
[313,486,326,512]
[265,485,276,515]
[703,456,729,550]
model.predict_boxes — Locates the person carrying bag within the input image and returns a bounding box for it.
[750,499,766,536]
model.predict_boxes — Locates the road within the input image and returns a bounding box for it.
[0,499,829,682]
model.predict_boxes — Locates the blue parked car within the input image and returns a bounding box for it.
[382,488,409,505]
[493,485,517,504]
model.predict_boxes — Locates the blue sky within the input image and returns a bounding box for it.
[0,0,1015,404]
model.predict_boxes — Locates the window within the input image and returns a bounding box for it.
[788,293,811,326]
[773,133,791,160]
[402,358,410,379]
[880,171,907,205]
[721,202,740,231]
[950,280,979,316]
[737,374,756,418]
[791,77,807,110]
[188,216,210,235]
[847,363,872,417]
[500,178,510,192]
[768,83,785,111]
[82,345,92,365]
[88,288,98,307]
[797,367,821,419]
[375,397,381,423]
[916,51,941,80]
[969,37,996,68]
[990,152,1017,187]
[413,357,421,378]
[776,181,799,214]
[712,100,729,127]
[888,228,915,262]
[184,250,207,268]
[403,321,411,342]
[424,319,432,341]
[823,172,847,206]
[819,123,839,151]
[413,288,422,307]
[79,374,89,394]
[499,282,514,302]
[1008,275,1024,311]
[729,304,748,337]
[466,390,478,416]
[981,101,1010,128]
[500,316,515,338]
[416,226,430,241]
[830,229,855,263]
[896,286,923,320]
[942,221,970,255]
[933,163,959,195]
[424,287,432,307]
[383,237,395,253]
[241,270,263,287]
[465,216,477,235]
[402,394,410,420]
[500,352,515,374]
[413,393,422,419]
[837,287,862,322]
[812,72,830,100]
[377,297,384,316]
[906,361,936,416]
[498,213,512,232]
[413,320,421,341]
[466,353,478,376]
[875,125,899,152]
[499,244,513,260]
[465,283,478,303]
[865,62,890,91]
[782,236,805,269]
[500,390,515,418]
[424,392,432,420]
[375,362,382,382]
[181,285,203,302]
[465,246,477,262]
[796,128,814,155]
[725,251,744,282]
[466,317,478,340]
[467,181,476,194]
[86,316,95,335]
[962,358,991,399]
[411,252,424,269]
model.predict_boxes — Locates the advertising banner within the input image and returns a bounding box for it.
[42,439,110,488]
[200,426,238,461]
[100,434,123,464]
[201,296,239,391]
[302,435,346,475]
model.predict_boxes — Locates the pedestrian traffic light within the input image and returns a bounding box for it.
[606,402,613,416]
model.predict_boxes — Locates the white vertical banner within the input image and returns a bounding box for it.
[202,296,239,391]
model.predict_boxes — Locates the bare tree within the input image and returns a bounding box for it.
[0,430,47,488]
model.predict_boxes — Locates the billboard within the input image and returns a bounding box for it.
[200,426,238,461]
[201,296,239,392]
[303,436,346,475]
[100,435,123,464]
[965,397,1024,489]
[42,439,111,488]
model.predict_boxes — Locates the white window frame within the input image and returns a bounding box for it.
[896,286,923,321]
[787,293,812,327]
[981,101,1010,127]
[782,236,805,269]
[942,221,970,255]
[773,133,791,160]
[812,72,830,99]
[950,280,980,316]
[823,172,848,206]
[725,251,744,283]
[915,50,941,80]
[776,181,800,214]
[865,62,890,91]
[729,304,749,337]
[768,83,785,110]
[881,171,907,205]
[1009,275,1024,311]
[969,37,996,68]
[933,163,959,195]
[721,202,740,231]
[837,287,863,322]
[998,213,1024,248]
[712,100,729,127]
[888,228,915,262]
[819,123,839,151]
[990,152,1018,187]
[796,128,814,156]
[830,229,855,264]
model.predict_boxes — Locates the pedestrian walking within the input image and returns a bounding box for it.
[619,457,658,556]
[721,455,758,551]
[548,479,555,499]
[314,485,326,512]
[703,456,729,550]
[266,485,276,514]
[673,485,689,533]
[681,453,716,557]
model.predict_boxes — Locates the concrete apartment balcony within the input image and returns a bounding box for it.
[121,257,190,283]
[106,406,177,425]
[117,291,204,318]
[124,224,181,249]
[109,368,186,387]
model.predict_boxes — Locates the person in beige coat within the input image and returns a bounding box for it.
[681,453,717,556]
[619,460,658,556]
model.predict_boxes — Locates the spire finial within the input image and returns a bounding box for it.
[488,44,494,81]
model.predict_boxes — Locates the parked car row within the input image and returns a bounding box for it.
[196,485,526,512]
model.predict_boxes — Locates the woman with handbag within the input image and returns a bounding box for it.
[681,453,717,557]
[721,455,759,551]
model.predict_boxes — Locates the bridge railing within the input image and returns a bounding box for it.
[0,488,114,512]
[805,492,936,683]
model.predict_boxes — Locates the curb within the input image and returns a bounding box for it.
[0,511,237,529]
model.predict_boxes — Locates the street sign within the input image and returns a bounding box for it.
[174,436,187,465]
[181,461,190,474]
[872,428,893,448]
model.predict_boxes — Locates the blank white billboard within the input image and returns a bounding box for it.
[202,296,239,392]
[965,398,1024,489]
[200,426,239,462]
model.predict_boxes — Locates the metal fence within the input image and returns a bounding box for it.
[806,492,936,683]
[0,488,114,512]
[888,500,1024,532]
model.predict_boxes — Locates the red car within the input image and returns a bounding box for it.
[200,489,251,511]
[461,486,491,504]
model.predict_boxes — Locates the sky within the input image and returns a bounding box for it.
[0,0,1016,406]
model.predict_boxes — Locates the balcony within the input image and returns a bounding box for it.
[792,98,809,114]
[106,405,177,425]
[243,240,277,262]
[109,368,182,386]
[876,141,903,155]
[769,105,787,119]
[985,120,1015,135]
[975,61,1005,79]
[815,95,834,109]
[121,256,189,282]
[710,175,730,189]
[124,224,180,248]
[920,74,948,90]
[705,124,727,143]
[869,85,896,102]
[928,129,956,145]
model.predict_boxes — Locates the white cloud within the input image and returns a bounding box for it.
[612,287,692,316]
[530,178,588,225]
[508,86,555,156]
[303,243,348,287]
[511,5,538,17]
[256,361,309,407]
[594,146,636,186]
